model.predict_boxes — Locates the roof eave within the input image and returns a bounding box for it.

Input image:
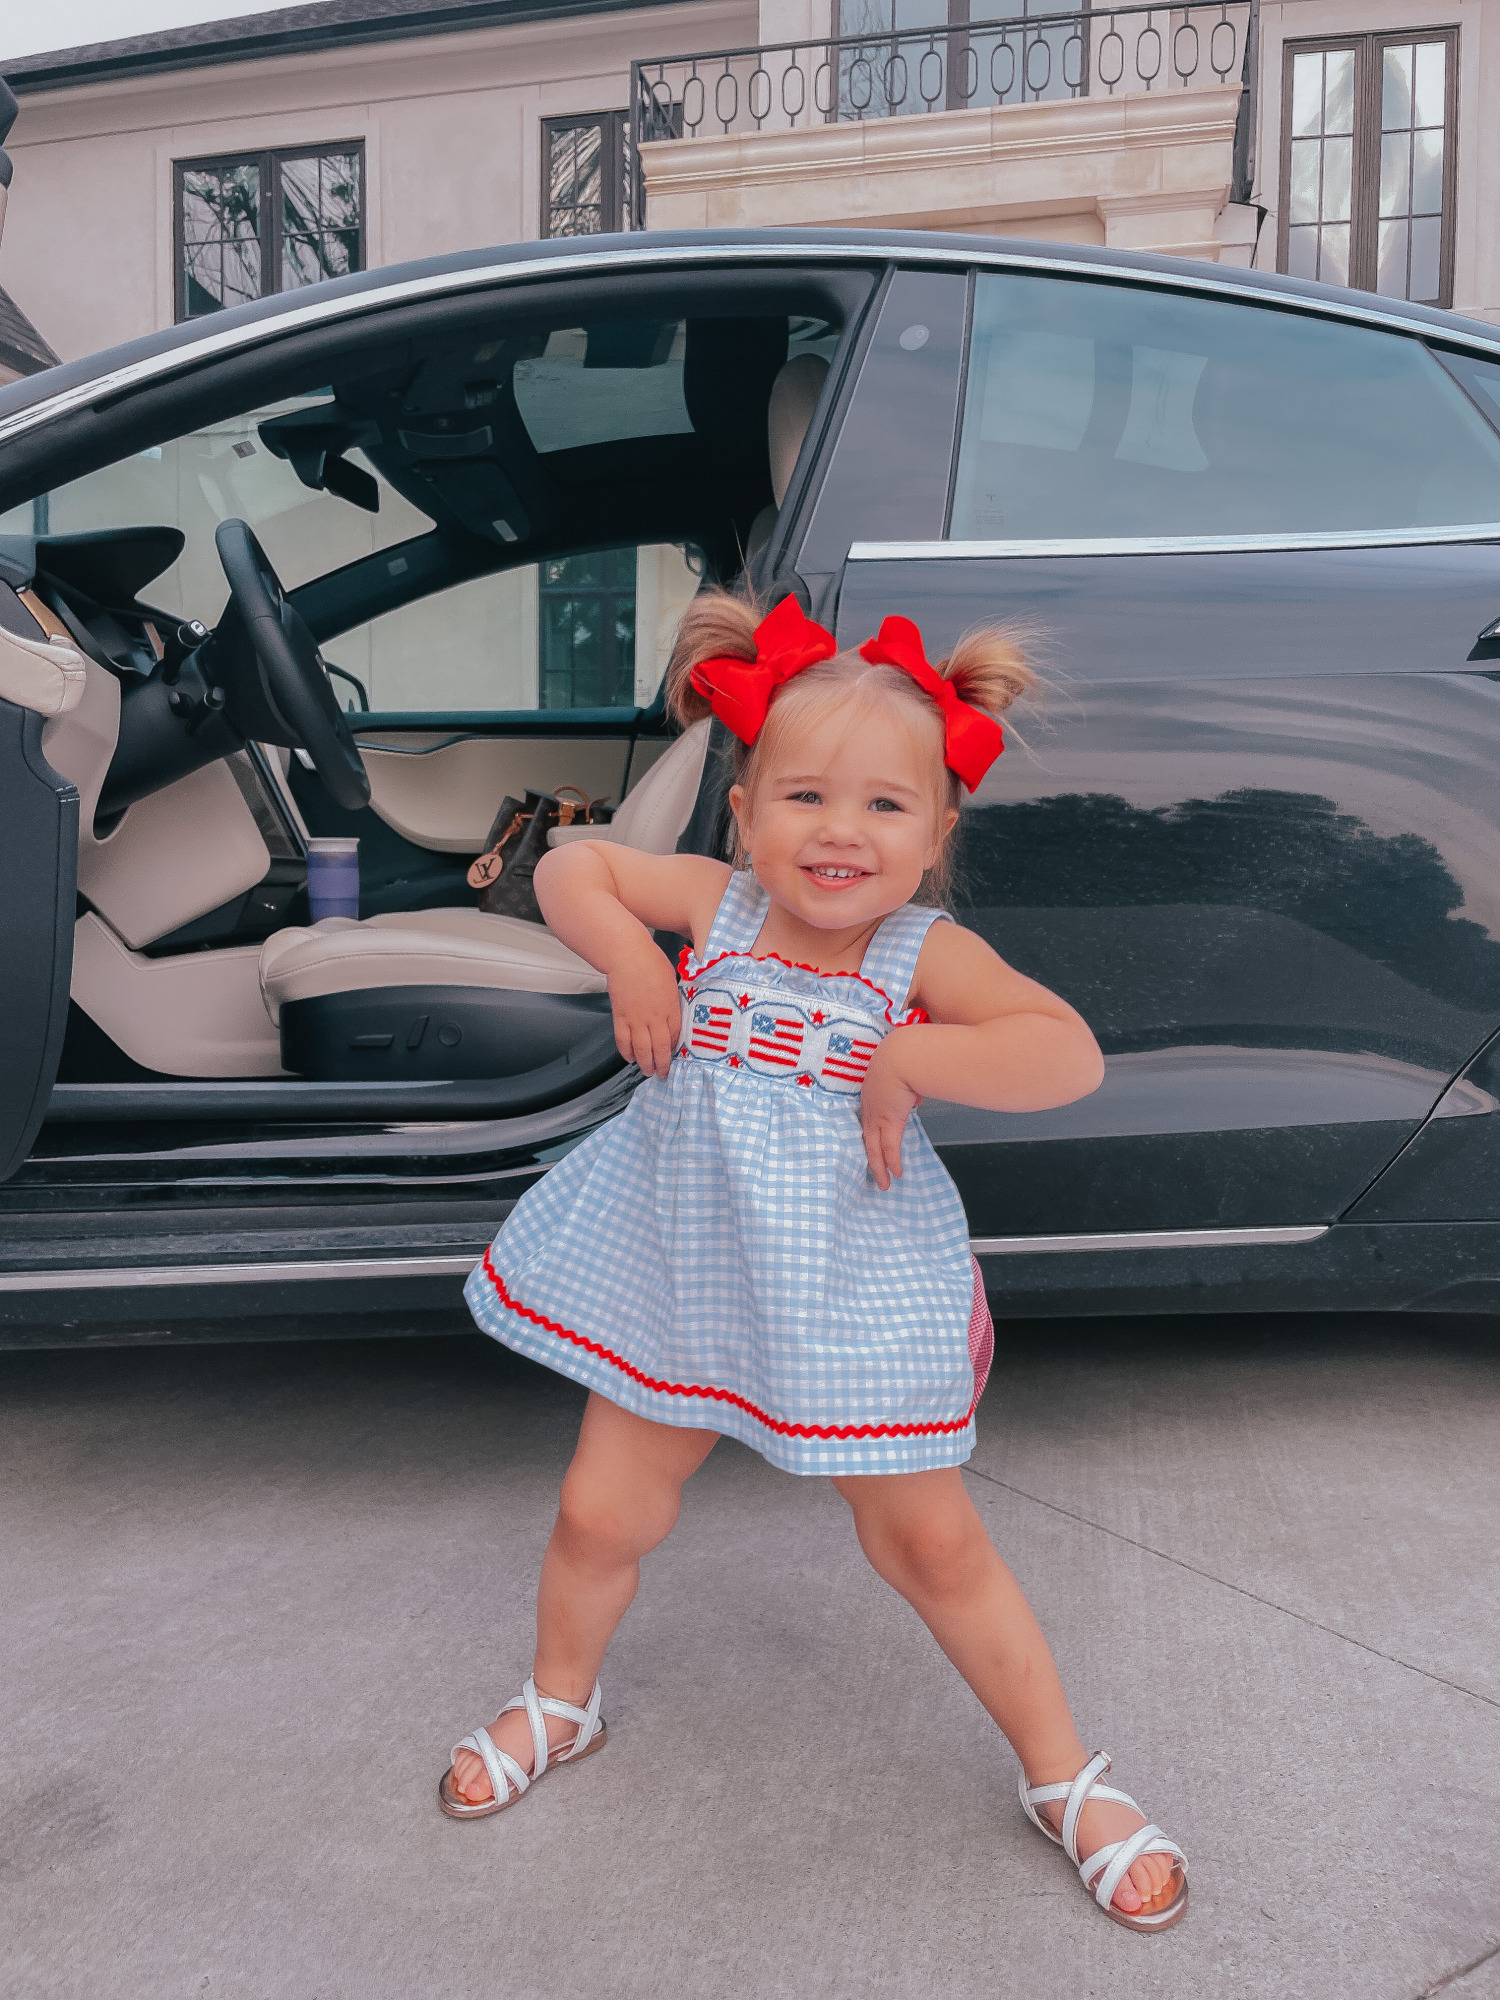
[3,0,691,94]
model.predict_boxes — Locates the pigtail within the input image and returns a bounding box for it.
[936,624,1038,718]
[665,586,762,729]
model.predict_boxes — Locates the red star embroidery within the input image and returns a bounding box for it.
[737,993,751,1009]
[796,1073,814,1087]
[811,1009,826,1025]
[728,1054,743,1068]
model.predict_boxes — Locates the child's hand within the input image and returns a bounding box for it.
[606,940,681,1079]
[860,1035,923,1190]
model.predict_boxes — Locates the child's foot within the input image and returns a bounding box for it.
[1034,1790,1179,1917]
[448,1695,585,1805]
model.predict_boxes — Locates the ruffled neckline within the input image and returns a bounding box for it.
[677,944,927,1027]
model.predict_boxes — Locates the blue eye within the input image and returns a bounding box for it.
[870,797,903,813]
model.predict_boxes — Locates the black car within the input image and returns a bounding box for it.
[6,223,1500,1343]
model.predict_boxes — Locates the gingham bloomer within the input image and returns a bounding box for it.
[464,868,992,1476]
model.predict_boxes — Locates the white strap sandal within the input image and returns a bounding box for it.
[438,1674,606,1820]
[1019,1751,1188,1932]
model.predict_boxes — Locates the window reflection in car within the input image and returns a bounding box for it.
[950,272,1500,541]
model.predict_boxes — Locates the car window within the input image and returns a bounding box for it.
[797,268,968,574]
[0,404,701,714]
[512,322,693,453]
[1435,349,1500,437]
[0,302,843,712]
[949,272,1500,540]
[508,313,841,458]
[320,541,702,714]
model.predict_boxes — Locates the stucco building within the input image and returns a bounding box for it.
[635,0,1496,322]
[1,0,1493,355]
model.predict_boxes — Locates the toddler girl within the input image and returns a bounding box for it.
[443,593,1187,1932]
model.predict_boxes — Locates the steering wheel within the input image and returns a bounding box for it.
[214,518,371,812]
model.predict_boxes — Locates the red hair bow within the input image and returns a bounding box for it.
[858,615,1004,792]
[689,594,837,746]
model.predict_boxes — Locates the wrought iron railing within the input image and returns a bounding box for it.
[630,0,1257,225]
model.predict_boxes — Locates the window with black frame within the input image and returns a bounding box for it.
[1280,31,1457,307]
[538,550,639,709]
[541,112,631,237]
[175,144,364,321]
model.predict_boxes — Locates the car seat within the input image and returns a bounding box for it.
[257,717,711,1045]
[746,352,830,560]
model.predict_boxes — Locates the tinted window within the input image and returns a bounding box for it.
[513,322,692,453]
[1437,349,1500,435]
[798,268,967,574]
[950,273,1500,539]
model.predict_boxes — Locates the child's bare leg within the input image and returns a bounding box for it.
[834,1468,1175,1917]
[450,1392,718,1804]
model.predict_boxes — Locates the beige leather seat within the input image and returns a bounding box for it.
[259,717,710,1025]
[746,352,830,561]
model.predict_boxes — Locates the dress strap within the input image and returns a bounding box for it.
[699,867,769,964]
[859,902,954,1016]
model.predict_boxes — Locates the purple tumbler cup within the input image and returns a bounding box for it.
[306,837,360,921]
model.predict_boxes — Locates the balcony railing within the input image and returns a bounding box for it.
[630,0,1257,224]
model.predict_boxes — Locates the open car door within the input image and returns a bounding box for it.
[0,80,77,1181]
[0,77,14,255]
[0,577,82,1179]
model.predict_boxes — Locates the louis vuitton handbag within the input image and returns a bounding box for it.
[467,786,615,924]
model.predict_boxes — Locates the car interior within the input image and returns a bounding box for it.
[0,266,871,1131]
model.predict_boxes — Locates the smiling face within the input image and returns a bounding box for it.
[730,688,958,934]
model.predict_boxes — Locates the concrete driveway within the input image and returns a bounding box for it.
[3,1313,1497,2000]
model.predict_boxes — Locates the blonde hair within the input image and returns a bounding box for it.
[665,588,1036,902]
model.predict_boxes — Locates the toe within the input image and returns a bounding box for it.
[1139,1856,1176,1910]
[1112,1856,1144,1904]
[452,1755,491,1805]
[1133,1857,1164,1904]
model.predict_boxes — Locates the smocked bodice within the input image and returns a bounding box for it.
[674,872,948,1100]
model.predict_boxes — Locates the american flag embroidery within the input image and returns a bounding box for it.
[748,1011,805,1068]
[690,1000,733,1055]
[821,1028,879,1085]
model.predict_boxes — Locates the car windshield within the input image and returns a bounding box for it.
[0,393,427,610]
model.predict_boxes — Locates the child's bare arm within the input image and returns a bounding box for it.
[532,842,730,1078]
[860,922,1104,1189]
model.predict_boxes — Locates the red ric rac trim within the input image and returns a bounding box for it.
[482,1249,978,1437]
[678,944,928,1026]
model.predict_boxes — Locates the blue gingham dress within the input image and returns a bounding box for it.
[464,870,980,1475]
